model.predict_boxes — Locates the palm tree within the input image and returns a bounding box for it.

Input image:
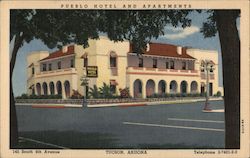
[99,83,113,98]
[89,85,100,98]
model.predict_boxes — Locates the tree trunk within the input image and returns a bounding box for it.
[215,10,240,149]
[10,33,24,148]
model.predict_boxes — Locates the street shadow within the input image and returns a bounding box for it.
[18,130,119,149]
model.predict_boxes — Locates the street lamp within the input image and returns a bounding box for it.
[200,60,215,111]
[81,76,89,107]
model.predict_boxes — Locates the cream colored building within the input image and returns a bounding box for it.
[27,36,222,99]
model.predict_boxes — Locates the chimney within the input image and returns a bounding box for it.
[177,46,182,55]
[62,46,68,53]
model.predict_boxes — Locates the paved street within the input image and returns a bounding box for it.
[16,100,225,149]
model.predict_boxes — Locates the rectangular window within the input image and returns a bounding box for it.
[139,58,143,67]
[166,61,169,69]
[70,59,74,68]
[42,64,47,71]
[84,58,88,67]
[182,62,186,70]
[153,59,157,68]
[32,67,35,74]
[48,64,52,71]
[57,61,61,69]
[170,61,174,69]
[110,57,117,68]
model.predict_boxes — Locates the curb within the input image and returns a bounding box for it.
[16,103,82,108]
[16,98,223,108]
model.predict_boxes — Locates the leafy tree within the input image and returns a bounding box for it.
[98,10,191,53]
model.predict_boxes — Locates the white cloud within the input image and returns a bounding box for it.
[162,26,200,40]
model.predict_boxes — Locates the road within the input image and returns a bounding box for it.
[16,100,225,149]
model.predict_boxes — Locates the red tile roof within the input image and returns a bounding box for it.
[40,45,75,61]
[129,43,195,59]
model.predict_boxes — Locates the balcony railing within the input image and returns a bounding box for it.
[126,67,199,77]
[200,72,215,80]
[36,68,77,77]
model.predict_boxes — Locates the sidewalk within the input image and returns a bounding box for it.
[16,97,223,108]
[87,97,222,108]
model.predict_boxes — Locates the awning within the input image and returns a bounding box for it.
[29,85,34,89]
[209,60,215,65]
[110,51,117,57]
[81,52,88,58]
[110,80,118,86]
[28,63,34,68]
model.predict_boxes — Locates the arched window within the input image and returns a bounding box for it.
[56,81,62,95]
[49,82,55,95]
[180,81,188,94]
[36,83,41,95]
[42,82,48,95]
[191,81,198,93]
[158,80,166,94]
[64,80,71,98]
[133,79,143,98]
[170,80,177,93]
[146,79,155,97]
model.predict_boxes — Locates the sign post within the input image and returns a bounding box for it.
[81,66,98,108]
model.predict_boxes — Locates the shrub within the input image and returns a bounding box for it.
[160,93,169,98]
[170,93,176,97]
[71,90,82,99]
[181,93,187,97]
[200,92,206,97]
[176,93,181,97]
[119,87,130,98]
[216,91,222,97]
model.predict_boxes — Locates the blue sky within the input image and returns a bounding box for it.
[11,11,229,96]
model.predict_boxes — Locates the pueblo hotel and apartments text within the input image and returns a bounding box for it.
[27,36,223,99]
[60,3,192,9]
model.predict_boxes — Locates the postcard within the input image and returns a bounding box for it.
[0,0,249,158]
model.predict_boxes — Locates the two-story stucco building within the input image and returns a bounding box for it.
[27,36,222,99]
